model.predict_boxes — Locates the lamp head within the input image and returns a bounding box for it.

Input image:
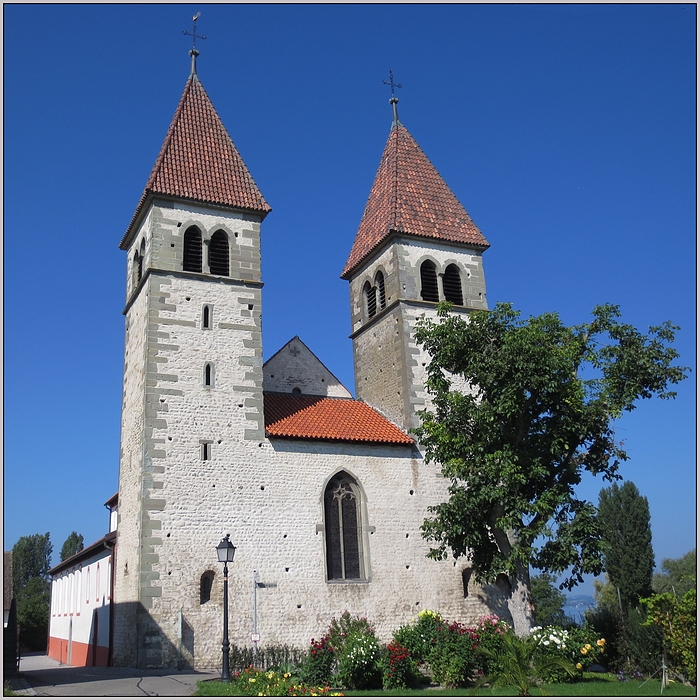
[216,534,236,563]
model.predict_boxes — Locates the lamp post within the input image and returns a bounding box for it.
[216,534,236,682]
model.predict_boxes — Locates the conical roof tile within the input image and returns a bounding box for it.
[121,76,270,248]
[342,122,488,278]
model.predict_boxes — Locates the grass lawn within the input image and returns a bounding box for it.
[196,674,696,696]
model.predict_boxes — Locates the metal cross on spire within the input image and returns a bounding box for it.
[183,12,207,76]
[382,69,402,124]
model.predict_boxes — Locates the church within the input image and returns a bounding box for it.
[107,48,515,669]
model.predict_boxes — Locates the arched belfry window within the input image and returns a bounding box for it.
[420,261,439,302]
[183,227,202,273]
[209,230,229,276]
[442,264,463,305]
[200,571,214,604]
[364,281,377,319]
[375,271,386,310]
[324,472,364,581]
[137,239,145,282]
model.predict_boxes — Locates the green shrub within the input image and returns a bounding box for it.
[529,625,607,681]
[473,614,511,676]
[381,640,423,689]
[300,635,334,686]
[393,609,444,663]
[326,611,375,656]
[335,628,383,690]
[428,620,479,688]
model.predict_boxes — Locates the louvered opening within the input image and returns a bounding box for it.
[183,227,202,272]
[443,264,463,305]
[364,282,377,318]
[209,230,229,276]
[420,261,439,302]
[375,271,386,310]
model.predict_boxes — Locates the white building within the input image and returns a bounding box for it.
[47,494,117,666]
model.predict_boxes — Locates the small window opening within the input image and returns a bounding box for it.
[202,305,212,330]
[420,261,439,302]
[209,230,230,276]
[495,573,512,596]
[183,226,203,272]
[375,271,386,310]
[443,264,463,305]
[204,363,214,387]
[461,567,472,598]
[292,387,302,396]
[200,571,215,604]
[201,442,212,460]
[364,281,377,318]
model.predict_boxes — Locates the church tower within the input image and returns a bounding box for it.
[114,51,271,667]
[342,95,490,431]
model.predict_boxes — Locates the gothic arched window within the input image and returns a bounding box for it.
[204,363,214,387]
[442,264,463,305]
[202,305,212,330]
[375,271,386,310]
[324,472,364,581]
[364,281,377,319]
[209,230,229,276]
[200,571,214,604]
[420,260,439,302]
[183,226,202,273]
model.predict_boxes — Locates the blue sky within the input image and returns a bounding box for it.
[4,4,695,595]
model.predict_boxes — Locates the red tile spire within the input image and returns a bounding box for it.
[121,74,270,248]
[341,113,489,279]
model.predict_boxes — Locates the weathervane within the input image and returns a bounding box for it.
[183,12,206,75]
[382,69,402,124]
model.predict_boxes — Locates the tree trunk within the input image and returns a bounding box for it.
[507,558,535,637]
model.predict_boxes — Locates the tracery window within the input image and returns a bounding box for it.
[209,230,229,276]
[324,472,364,581]
[420,260,439,302]
[183,226,202,273]
[442,264,463,305]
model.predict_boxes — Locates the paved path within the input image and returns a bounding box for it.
[6,653,221,697]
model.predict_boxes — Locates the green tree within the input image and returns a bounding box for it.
[12,533,52,592]
[60,531,84,561]
[653,549,696,598]
[598,481,655,609]
[413,302,687,635]
[530,573,575,628]
[12,533,53,651]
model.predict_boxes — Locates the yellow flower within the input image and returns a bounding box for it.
[576,663,583,670]
[258,694,263,697]
[580,647,588,655]
[585,643,592,650]
[597,638,605,646]
[284,673,291,678]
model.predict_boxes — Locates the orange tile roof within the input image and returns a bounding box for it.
[342,122,489,278]
[121,75,270,247]
[264,393,413,445]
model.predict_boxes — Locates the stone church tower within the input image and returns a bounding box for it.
[342,97,489,432]
[113,56,510,669]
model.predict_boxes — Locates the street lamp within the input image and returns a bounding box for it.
[216,534,236,682]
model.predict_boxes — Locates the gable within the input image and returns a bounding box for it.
[263,336,351,397]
